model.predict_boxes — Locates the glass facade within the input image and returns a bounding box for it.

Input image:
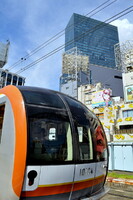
[65,13,119,68]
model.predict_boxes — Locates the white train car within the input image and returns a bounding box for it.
[0,85,109,200]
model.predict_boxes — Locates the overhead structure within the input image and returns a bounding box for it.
[114,40,133,72]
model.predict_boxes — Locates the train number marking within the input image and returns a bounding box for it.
[79,168,93,176]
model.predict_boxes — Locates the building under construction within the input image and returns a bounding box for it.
[114,40,133,72]
[62,47,89,75]
[60,47,90,98]
[115,40,133,103]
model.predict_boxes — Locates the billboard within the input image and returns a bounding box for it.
[125,86,133,102]
[92,89,112,108]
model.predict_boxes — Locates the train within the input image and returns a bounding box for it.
[0,85,109,200]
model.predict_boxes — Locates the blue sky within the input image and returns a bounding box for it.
[0,0,133,91]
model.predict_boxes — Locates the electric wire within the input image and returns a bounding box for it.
[7,0,117,71]
[16,6,133,74]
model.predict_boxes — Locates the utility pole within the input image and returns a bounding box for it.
[113,105,121,134]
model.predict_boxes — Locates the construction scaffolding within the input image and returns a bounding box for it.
[114,40,133,72]
[62,47,89,79]
[0,41,10,68]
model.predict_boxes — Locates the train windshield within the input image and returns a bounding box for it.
[21,90,65,109]
[26,106,73,165]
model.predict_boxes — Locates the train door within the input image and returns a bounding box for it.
[63,95,96,199]
[71,128,96,200]
[21,105,75,200]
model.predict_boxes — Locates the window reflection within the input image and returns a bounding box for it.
[94,125,107,161]
[64,95,94,161]
[27,107,73,165]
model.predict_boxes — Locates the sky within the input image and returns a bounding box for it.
[0,0,133,91]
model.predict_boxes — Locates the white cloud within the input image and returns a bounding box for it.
[111,19,133,43]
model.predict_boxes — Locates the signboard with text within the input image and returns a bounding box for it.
[92,89,112,108]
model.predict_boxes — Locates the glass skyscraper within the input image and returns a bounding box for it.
[65,13,119,68]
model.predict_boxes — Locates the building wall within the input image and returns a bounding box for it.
[78,83,133,142]
[90,64,123,97]
[88,102,133,142]
[65,13,119,69]
[108,142,133,172]
[60,71,89,98]
[60,81,77,99]
[78,84,95,105]
[122,72,133,103]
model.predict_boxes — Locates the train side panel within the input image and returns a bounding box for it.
[0,95,18,199]
[21,165,75,199]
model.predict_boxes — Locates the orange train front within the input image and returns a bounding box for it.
[0,85,109,200]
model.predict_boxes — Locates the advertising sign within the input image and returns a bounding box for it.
[92,89,112,108]
[125,86,133,102]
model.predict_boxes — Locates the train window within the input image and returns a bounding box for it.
[0,105,5,142]
[78,127,93,160]
[27,106,73,165]
[63,96,94,161]
[21,90,65,109]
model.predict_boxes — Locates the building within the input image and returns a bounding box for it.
[89,64,123,97]
[60,13,123,98]
[0,69,25,88]
[0,41,9,68]
[78,83,112,108]
[114,40,133,71]
[0,41,25,87]
[65,13,119,69]
[78,82,133,142]
[78,41,133,142]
